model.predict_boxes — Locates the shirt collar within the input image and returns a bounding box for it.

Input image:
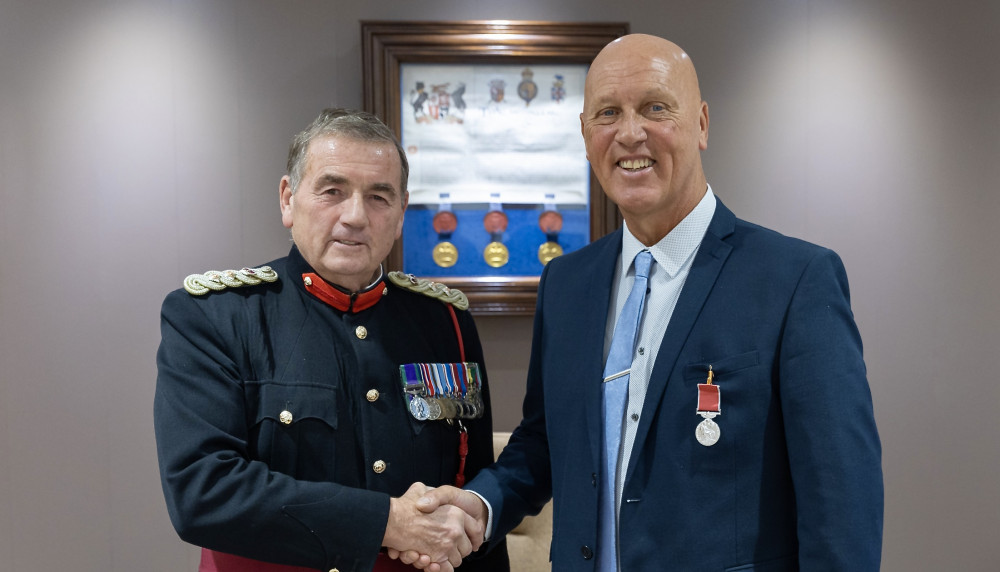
[620,185,717,278]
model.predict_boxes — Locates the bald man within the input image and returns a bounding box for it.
[409,34,883,571]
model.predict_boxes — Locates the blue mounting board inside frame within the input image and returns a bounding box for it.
[402,204,588,277]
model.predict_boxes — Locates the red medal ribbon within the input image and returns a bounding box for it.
[454,425,468,487]
[697,383,721,413]
[419,363,434,396]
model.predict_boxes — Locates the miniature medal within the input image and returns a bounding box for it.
[401,363,430,420]
[409,396,431,421]
[399,362,485,421]
[425,398,443,421]
[435,397,458,419]
[695,366,722,446]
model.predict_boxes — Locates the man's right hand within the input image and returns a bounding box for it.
[382,482,480,572]
[387,485,489,570]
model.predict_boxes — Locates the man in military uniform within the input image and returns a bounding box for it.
[154,109,509,572]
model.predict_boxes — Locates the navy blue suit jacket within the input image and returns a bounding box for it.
[468,199,883,571]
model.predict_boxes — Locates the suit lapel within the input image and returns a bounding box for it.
[625,200,737,482]
[577,230,623,472]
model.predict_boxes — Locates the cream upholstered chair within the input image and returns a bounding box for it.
[492,431,553,571]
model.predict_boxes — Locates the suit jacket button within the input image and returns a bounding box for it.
[581,545,593,560]
[366,389,380,402]
[591,473,597,487]
[373,460,387,474]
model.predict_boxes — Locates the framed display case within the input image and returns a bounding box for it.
[362,20,628,314]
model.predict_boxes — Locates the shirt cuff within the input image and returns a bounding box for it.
[466,490,494,542]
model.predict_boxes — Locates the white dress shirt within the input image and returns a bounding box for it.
[604,186,716,508]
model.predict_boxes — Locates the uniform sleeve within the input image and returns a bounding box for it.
[153,290,389,571]
[778,249,883,570]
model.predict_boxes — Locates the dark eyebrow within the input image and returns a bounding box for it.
[369,182,398,196]
[315,173,348,187]
[315,173,398,197]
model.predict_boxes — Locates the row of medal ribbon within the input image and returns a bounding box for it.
[399,362,485,421]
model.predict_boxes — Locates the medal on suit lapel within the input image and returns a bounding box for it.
[695,366,721,446]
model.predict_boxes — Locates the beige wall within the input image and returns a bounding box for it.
[1,0,997,570]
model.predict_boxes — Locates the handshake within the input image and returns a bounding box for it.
[382,482,489,572]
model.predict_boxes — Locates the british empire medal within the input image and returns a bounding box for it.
[695,366,722,446]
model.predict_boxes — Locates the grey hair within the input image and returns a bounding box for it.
[285,108,409,194]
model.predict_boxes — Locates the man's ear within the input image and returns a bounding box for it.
[395,190,409,239]
[279,176,294,229]
[699,101,710,150]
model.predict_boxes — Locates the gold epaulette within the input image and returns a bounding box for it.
[183,266,279,295]
[387,271,469,311]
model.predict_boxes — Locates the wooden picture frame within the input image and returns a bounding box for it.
[362,20,628,314]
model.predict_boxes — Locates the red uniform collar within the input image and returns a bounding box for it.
[300,272,387,313]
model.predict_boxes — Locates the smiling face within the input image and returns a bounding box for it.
[581,34,709,245]
[279,134,406,291]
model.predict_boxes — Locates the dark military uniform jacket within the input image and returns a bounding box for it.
[154,246,509,572]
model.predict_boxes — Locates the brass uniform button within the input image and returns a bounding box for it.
[329,569,340,572]
[279,410,293,425]
[366,389,380,402]
[355,325,368,339]
[373,460,386,474]
[303,276,313,286]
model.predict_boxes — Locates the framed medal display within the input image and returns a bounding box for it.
[362,20,628,314]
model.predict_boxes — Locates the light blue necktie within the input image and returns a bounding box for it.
[597,250,653,571]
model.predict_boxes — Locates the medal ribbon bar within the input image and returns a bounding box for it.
[398,362,485,420]
[697,383,721,413]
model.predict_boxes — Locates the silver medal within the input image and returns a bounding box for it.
[408,396,430,421]
[426,398,443,420]
[695,417,721,446]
